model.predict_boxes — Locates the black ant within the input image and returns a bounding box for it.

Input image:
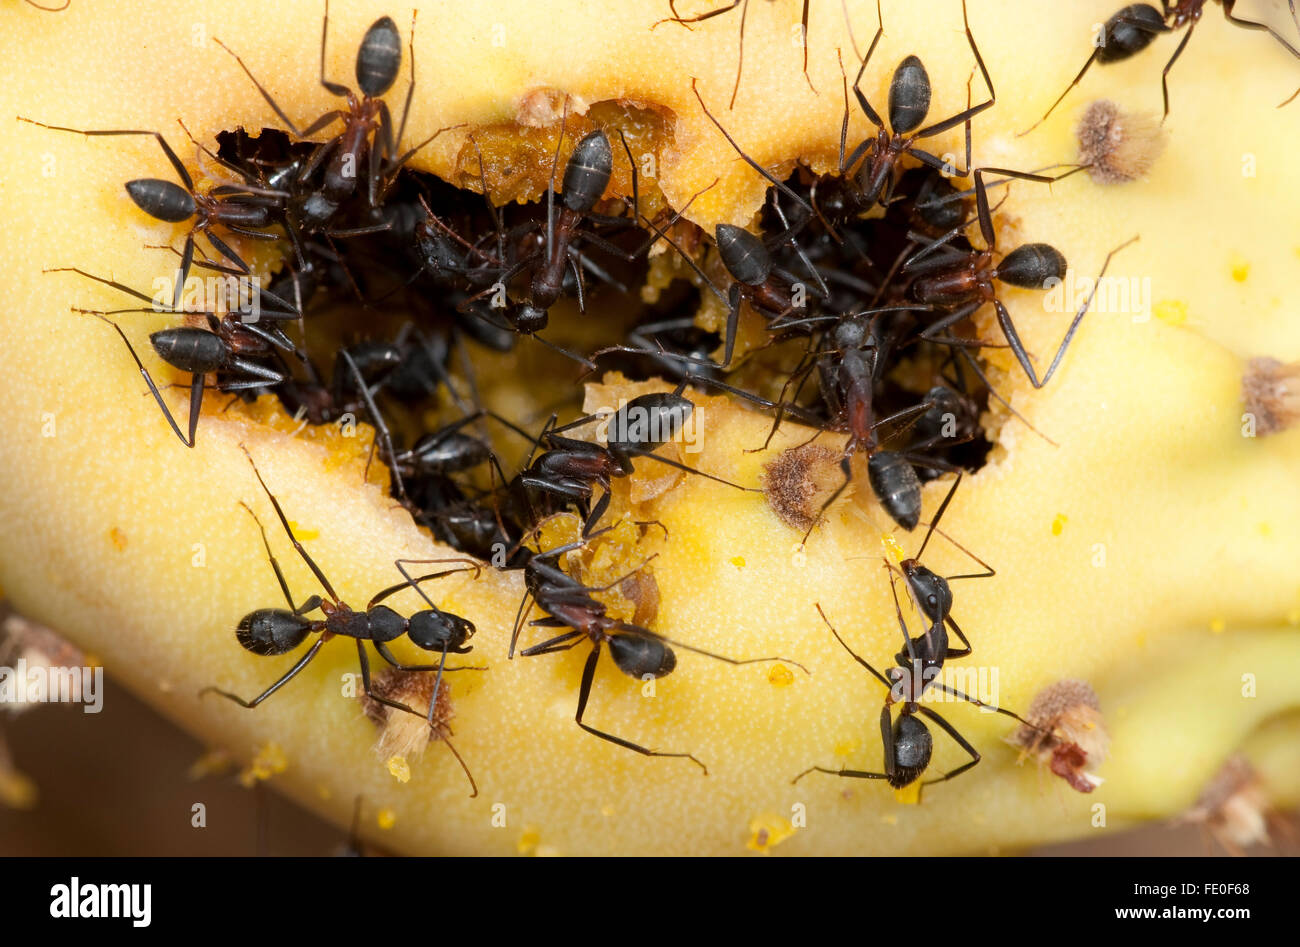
[17,118,288,310]
[215,2,447,232]
[792,582,1037,795]
[889,472,995,662]
[511,530,808,771]
[57,268,293,448]
[1022,1,1300,130]
[905,169,1139,390]
[655,0,814,108]
[201,449,484,794]
[805,0,995,228]
[515,377,765,536]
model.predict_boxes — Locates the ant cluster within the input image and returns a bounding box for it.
[26,0,1204,805]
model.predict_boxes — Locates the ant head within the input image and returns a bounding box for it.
[295,191,341,231]
[237,609,314,656]
[910,169,966,233]
[408,611,475,652]
[512,304,549,335]
[888,54,932,135]
[561,130,614,214]
[414,222,464,275]
[715,224,772,286]
[903,562,952,623]
[125,178,196,223]
[356,16,402,98]
[1099,4,1167,63]
[607,632,676,679]
[889,712,933,788]
[832,313,877,353]
[150,327,229,375]
[997,243,1067,289]
[367,605,407,643]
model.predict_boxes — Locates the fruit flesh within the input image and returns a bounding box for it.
[0,0,1298,855]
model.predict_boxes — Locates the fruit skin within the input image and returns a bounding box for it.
[0,0,1297,855]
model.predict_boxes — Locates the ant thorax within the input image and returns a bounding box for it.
[888,661,939,703]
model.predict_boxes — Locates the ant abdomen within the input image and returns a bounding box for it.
[561,130,614,214]
[237,609,314,656]
[150,328,230,375]
[1100,4,1167,63]
[608,634,677,679]
[355,16,402,97]
[996,243,1067,289]
[125,178,195,222]
[715,224,772,286]
[888,55,933,134]
[890,714,934,789]
[868,451,923,531]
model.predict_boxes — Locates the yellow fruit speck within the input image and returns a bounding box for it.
[1229,254,1250,282]
[108,527,127,551]
[288,520,318,541]
[881,533,907,563]
[894,782,922,805]
[1209,617,1226,635]
[1051,514,1068,536]
[377,808,397,830]
[746,813,796,854]
[1154,299,1188,326]
[768,663,795,686]
[238,742,288,787]
[387,755,411,783]
[730,555,745,567]
[518,826,541,855]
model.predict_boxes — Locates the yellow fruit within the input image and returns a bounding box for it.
[1,0,1298,855]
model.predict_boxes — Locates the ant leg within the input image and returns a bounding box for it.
[927,681,1039,731]
[791,764,888,784]
[518,629,586,657]
[1220,1,1300,59]
[815,603,893,689]
[728,0,752,109]
[912,0,995,141]
[213,38,311,137]
[200,638,326,708]
[240,445,342,603]
[850,0,888,129]
[612,622,808,674]
[368,559,482,610]
[1160,20,1197,122]
[237,502,324,616]
[799,0,814,93]
[998,235,1139,389]
[317,0,350,98]
[915,705,981,785]
[86,315,196,447]
[371,641,485,675]
[15,121,196,190]
[354,640,431,721]
[339,349,407,502]
[723,282,744,367]
[655,0,742,28]
[692,78,813,212]
[574,645,708,773]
